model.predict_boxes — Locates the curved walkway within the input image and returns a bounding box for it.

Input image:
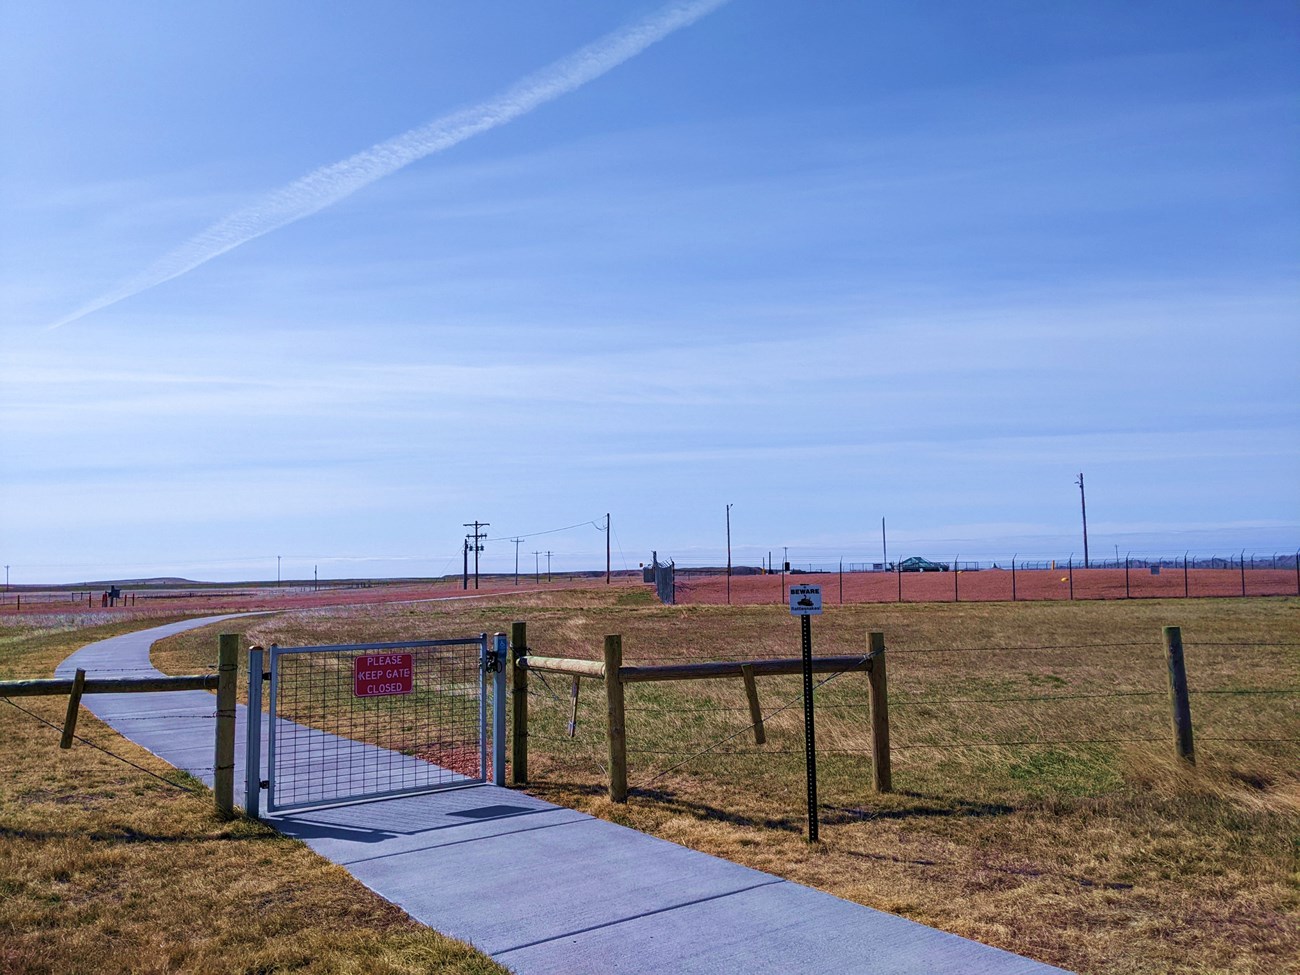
[61,617,1069,975]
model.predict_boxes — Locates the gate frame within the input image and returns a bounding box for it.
[245,634,507,817]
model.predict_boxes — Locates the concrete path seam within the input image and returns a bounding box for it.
[491,877,789,957]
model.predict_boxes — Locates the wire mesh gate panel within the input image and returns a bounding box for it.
[266,637,488,813]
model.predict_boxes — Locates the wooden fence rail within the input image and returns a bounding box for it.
[0,675,220,696]
[619,656,876,683]
[0,634,240,817]
[516,654,880,683]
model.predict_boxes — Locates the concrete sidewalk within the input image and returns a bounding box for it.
[59,617,1070,975]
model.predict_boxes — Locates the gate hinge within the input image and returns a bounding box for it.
[259,780,269,790]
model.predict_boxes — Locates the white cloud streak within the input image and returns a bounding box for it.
[48,0,730,330]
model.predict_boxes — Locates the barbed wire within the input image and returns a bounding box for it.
[630,733,1300,758]
[625,704,751,713]
[881,693,1139,706]
[1,667,215,677]
[529,670,574,707]
[888,688,1299,706]
[889,642,1150,654]
[894,736,1168,749]
[633,737,1164,755]
[534,636,1300,666]
[109,713,219,721]
[0,696,207,793]
[623,642,1153,662]
[1187,642,1300,648]
[603,686,1299,717]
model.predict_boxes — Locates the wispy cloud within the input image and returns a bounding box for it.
[47,0,730,330]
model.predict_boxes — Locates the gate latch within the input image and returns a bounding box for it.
[485,648,502,673]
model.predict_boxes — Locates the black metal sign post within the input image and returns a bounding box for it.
[789,583,822,843]
[800,612,818,842]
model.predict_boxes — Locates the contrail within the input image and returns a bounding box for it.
[49,0,730,330]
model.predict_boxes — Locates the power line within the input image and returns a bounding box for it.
[487,518,606,543]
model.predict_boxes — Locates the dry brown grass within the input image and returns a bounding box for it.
[0,615,507,975]
[155,589,1300,975]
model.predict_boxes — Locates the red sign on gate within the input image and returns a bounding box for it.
[353,653,414,697]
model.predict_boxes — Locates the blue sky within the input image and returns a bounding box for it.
[2,0,1297,583]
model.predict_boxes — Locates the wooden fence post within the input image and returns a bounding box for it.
[59,668,86,749]
[868,631,892,793]
[510,621,528,785]
[567,676,581,738]
[1162,625,1195,764]
[214,634,238,818]
[740,663,766,745]
[604,634,627,802]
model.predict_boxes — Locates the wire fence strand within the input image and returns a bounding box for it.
[1,696,206,793]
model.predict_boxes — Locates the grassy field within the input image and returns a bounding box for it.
[153,589,1300,975]
[0,614,508,975]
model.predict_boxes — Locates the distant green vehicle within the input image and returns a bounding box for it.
[896,557,949,572]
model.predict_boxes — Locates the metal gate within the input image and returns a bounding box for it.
[245,635,506,815]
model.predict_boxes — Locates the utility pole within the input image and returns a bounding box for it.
[606,513,611,584]
[512,537,523,586]
[881,518,888,570]
[463,538,469,590]
[533,551,541,583]
[3,565,8,592]
[546,551,553,582]
[726,504,733,605]
[463,521,489,590]
[314,564,317,592]
[277,555,281,587]
[782,545,788,593]
[1076,473,1090,568]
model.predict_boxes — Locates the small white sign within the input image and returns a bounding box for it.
[789,585,822,616]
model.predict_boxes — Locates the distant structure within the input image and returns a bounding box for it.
[645,552,675,605]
